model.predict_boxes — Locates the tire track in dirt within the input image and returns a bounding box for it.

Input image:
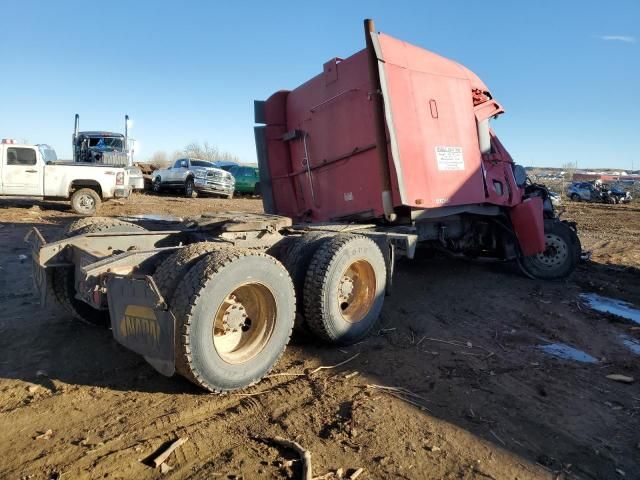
[34,374,318,478]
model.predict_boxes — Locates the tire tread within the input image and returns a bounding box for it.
[303,234,383,343]
[170,249,295,392]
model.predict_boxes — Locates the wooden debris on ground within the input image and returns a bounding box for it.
[606,374,634,384]
[269,436,312,480]
[34,429,53,440]
[349,467,365,479]
[366,384,431,412]
[310,353,360,375]
[312,467,366,480]
[151,437,188,468]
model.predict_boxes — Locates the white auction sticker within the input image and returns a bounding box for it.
[435,146,464,171]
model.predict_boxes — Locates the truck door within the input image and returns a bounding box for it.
[1,146,43,195]
[168,158,188,184]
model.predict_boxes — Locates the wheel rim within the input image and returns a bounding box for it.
[531,233,568,269]
[212,282,277,364]
[337,259,376,323]
[186,182,193,196]
[77,193,95,213]
[153,179,160,191]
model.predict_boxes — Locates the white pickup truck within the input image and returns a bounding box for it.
[0,140,131,215]
[151,158,235,198]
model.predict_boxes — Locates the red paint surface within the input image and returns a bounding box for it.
[262,29,531,226]
[509,197,546,256]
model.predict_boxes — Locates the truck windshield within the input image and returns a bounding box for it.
[191,160,214,168]
[88,137,124,150]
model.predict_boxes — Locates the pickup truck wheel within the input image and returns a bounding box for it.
[184,178,196,198]
[52,220,147,325]
[570,193,581,202]
[71,188,101,215]
[517,221,579,280]
[170,249,295,392]
[303,234,386,345]
[152,177,163,194]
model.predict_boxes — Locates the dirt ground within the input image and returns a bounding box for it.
[0,193,639,480]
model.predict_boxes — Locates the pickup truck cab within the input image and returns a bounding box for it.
[0,139,131,215]
[151,157,235,198]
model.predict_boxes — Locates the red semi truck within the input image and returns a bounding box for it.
[254,19,579,276]
[29,20,580,393]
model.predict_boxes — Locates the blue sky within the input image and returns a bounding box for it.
[1,0,638,169]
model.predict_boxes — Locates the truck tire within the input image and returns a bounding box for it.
[71,188,102,215]
[63,217,143,238]
[170,249,295,392]
[517,221,579,280]
[152,177,163,194]
[152,242,225,300]
[570,193,581,202]
[265,236,297,262]
[51,219,147,325]
[184,178,196,198]
[303,234,386,345]
[279,232,333,313]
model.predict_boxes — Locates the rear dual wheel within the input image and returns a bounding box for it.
[303,234,386,345]
[168,249,295,392]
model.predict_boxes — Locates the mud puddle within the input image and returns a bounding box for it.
[620,335,640,355]
[537,342,598,363]
[580,292,640,324]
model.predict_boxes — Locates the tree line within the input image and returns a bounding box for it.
[147,141,242,168]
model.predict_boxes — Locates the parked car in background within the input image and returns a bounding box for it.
[604,184,632,204]
[567,181,632,204]
[229,165,260,195]
[151,158,234,198]
[213,160,238,171]
[567,182,599,202]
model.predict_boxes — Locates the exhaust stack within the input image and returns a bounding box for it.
[124,115,129,150]
[74,114,79,141]
[124,115,130,165]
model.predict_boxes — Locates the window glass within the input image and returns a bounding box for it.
[191,160,214,168]
[173,159,185,168]
[7,147,37,166]
[87,137,124,150]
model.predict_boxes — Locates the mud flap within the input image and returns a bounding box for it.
[107,276,176,377]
